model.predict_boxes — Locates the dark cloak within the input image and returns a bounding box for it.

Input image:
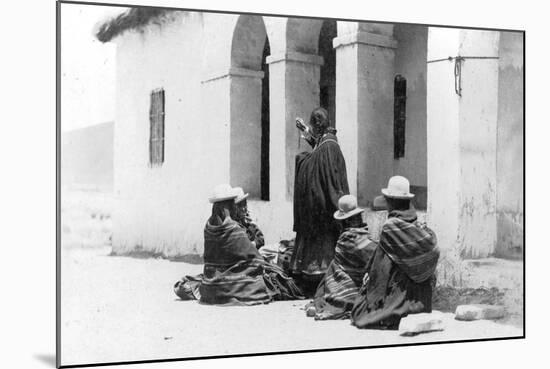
[350,209,439,329]
[308,226,377,320]
[174,216,303,305]
[291,133,349,276]
[237,215,265,250]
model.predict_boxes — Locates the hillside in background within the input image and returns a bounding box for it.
[62,121,114,191]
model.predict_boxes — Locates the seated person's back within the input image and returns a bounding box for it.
[351,176,439,329]
[307,195,377,320]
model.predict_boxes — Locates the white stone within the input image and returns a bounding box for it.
[454,304,506,321]
[305,306,316,317]
[399,313,445,336]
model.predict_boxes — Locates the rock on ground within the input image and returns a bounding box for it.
[455,304,507,321]
[399,312,445,336]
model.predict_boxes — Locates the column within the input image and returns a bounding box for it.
[201,67,265,197]
[266,51,324,201]
[427,28,500,258]
[228,68,264,199]
[334,23,397,206]
[426,28,462,256]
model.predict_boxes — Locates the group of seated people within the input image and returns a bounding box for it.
[173,184,303,305]
[174,175,439,330]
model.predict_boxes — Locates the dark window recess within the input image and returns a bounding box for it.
[394,75,406,159]
[149,88,165,166]
[318,20,337,127]
[260,38,270,201]
[320,86,329,113]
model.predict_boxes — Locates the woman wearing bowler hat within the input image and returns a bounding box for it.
[305,195,377,320]
[351,176,440,330]
[174,184,303,305]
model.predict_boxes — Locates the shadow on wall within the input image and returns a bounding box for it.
[495,212,523,259]
[410,185,427,210]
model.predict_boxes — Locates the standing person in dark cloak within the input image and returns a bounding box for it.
[291,107,350,295]
[173,184,303,305]
[350,176,439,330]
[306,195,377,320]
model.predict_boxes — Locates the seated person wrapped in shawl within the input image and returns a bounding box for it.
[174,184,303,305]
[233,187,265,250]
[306,195,377,320]
[351,176,439,330]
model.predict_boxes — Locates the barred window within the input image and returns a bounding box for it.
[149,88,165,166]
[394,75,406,159]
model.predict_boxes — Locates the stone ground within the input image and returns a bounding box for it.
[60,246,523,367]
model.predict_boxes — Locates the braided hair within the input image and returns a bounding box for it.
[309,107,336,136]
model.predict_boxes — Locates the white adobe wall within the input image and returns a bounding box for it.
[113,12,217,256]
[112,13,299,256]
[426,28,462,256]
[111,14,519,261]
[427,28,500,258]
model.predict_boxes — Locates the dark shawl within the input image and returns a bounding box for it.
[175,217,303,305]
[291,133,349,274]
[238,215,265,250]
[309,226,377,320]
[350,209,439,329]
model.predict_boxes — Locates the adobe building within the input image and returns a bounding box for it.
[96,9,523,262]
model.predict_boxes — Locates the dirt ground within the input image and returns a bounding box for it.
[59,189,523,366]
[60,246,522,367]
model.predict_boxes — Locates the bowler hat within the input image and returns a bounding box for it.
[333,195,365,220]
[381,176,415,199]
[372,195,388,211]
[233,187,249,204]
[208,184,238,203]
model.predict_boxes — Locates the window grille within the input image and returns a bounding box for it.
[149,88,165,166]
[394,75,406,159]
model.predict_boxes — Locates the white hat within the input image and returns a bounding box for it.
[333,195,365,220]
[208,184,238,203]
[233,187,249,204]
[381,176,415,199]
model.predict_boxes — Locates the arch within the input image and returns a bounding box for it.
[230,15,268,70]
[286,18,323,54]
[228,15,271,199]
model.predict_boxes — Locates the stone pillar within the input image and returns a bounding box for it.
[266,51,324,201]
[229,68,264,199]
[334,23,397,206]
[427,28,500,258]
[201,67,265,197]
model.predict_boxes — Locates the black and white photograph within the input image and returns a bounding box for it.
[10,0,550,367]
[54,0,528,367]
[9,0,550,367]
